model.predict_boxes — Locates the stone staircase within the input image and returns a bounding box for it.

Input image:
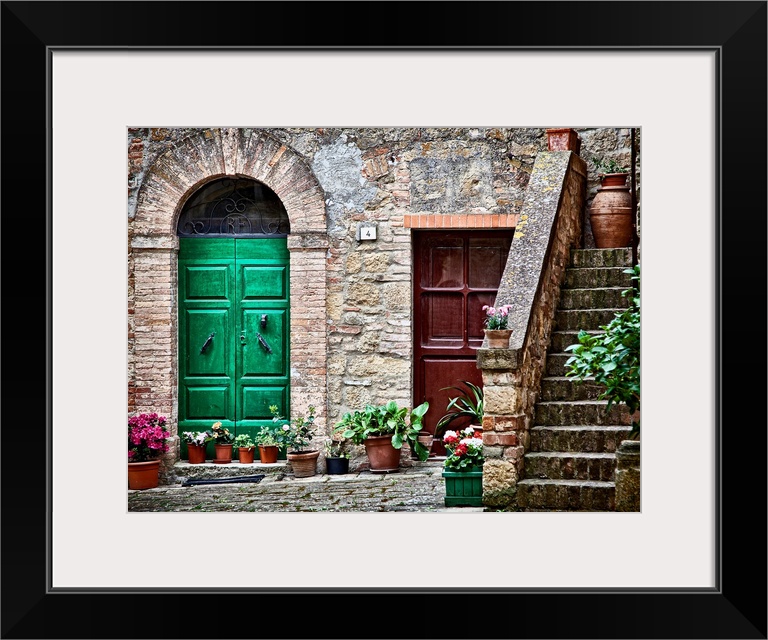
[516,247,635,511]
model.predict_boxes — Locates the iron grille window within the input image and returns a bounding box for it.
[177,177,290,237]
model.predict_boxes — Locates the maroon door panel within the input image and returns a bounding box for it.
[413,231,511,454]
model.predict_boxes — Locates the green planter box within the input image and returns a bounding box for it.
[442,468,483,507]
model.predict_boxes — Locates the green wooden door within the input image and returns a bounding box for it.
[178,237,290,459]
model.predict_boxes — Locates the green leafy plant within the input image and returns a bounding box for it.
[254,424,286,448]
[592,157,629,175]
[333,401,431,461]
[234,433,256,450]
[324,438,351,459]
[564,263,640,439]
[269,404,318,453]
[435,381,484,438]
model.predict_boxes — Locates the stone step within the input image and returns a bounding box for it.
[524,452,616,482]
[529,425,633,453]
[564,267,633,289]
[554,308,625,330]
[534,400,631,427]
[570,248,633,268]
[549,330,603,352]
[544,352,577,376]
[168,460,291,485]
[130,467,456,512]
[516,479,615,511]
[558,287,631,310]
[539,376,605,401]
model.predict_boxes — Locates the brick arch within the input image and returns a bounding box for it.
[133,128,326,236]
[129,128,329,465]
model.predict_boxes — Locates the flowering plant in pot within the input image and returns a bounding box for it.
[128,412,171,489]
[482,304,513,348]
[234,433,257,464]
[210,421,235,463]
[441,425,484,507]
[270,404,320,477]
[180,430,213,464]
[442,426,485,472]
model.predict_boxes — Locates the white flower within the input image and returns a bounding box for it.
[282,424,290,431]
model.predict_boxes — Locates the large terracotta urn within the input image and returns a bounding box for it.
[589,173,633,248]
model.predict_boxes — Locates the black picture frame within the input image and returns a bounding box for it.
[2,2,765,638]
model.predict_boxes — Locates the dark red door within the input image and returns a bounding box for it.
[413,231,511,454]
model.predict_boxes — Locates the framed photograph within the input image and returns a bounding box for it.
[3,1,765,638]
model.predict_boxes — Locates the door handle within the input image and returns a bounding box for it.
[200,332,215,354]
[255,332,273,353]
[240,332,247,345]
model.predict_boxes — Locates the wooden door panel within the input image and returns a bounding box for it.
[178,237,290,458]
[413,231,511,450]
[420,292,464,345]
[234,238,290,433]
[184,310,230,376]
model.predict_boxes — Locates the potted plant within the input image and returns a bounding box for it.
[234,433,257,464]
[210,421,235,464]
[324,438,351,475]
[334,401,430,473]
[254,424,284,464]
[441,425,485,507]
[435,380,484,440]
[270,404,320,477]
[128,412,171,490]
[482,303,513,348]
[564,263,640,440]
[589,157,633,248]
[181,430,213,464]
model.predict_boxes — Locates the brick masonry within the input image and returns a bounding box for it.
[127,127,634,479]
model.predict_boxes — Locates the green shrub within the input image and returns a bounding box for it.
[564,263,640,439]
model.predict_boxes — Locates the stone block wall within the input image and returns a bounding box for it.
[127,127,629,474]
[477,151,587,508]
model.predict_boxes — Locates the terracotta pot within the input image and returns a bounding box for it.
[589,173,633,248]
[363,435,401,473]
[128,459,161,490]
[238,446,255,464]
[484,329,512,348]
[287,450,319,478]
[186,443,206,464]
[213,443,233,464]
[412,432,434,460]
[258,444,279,464]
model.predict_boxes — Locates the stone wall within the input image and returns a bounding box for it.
[127,127,631,474]
[477,150,587,508]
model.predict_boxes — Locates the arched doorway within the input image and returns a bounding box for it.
[176,177,291,460]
